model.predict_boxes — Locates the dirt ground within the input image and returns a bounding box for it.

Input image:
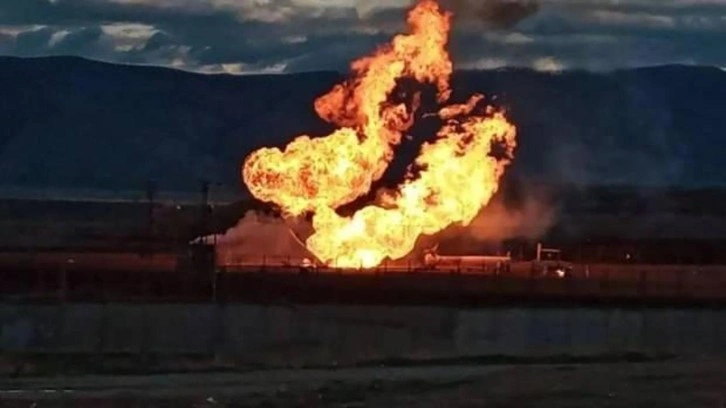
[1,358,725,407]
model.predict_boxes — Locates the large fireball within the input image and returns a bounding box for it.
[242,0,517,268]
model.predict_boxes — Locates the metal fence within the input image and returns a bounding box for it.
[2,303,726,368]
[2,257,726,304]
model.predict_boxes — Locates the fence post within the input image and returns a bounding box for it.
[566,268,574,296]
[211,268,218,303]
[96,301,107,371]
[139,303,150,371]
[211,299,225,364]
[35,268,43,299]
[56,293,66,367]
[57,264,67,302]
[56,263,68,366]
[528,262,536,294]
[676,269,685,298]
[683,268,691,299]
[638,270,647,297]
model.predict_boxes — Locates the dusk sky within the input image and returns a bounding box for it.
[1,0,725,74]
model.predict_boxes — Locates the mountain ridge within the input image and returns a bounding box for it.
[1,56,725,193]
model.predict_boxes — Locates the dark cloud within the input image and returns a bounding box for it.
[282,32,391,72]
[441,0,540,29]
[141,31,174,52]
[13,25,103,57]
[0,32,13,54]
[562,1,726,18]
[1,0,726,72]
[0,0,235,27]
[14,28,53,55]
[52,26,103,53]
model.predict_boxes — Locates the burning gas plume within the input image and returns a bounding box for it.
[242,0,517,268]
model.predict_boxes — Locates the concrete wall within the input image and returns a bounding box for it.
[1,304,725,366]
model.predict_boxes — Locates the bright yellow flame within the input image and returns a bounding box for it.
[242,0,517,269]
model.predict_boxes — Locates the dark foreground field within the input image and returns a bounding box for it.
[2,358,725,407]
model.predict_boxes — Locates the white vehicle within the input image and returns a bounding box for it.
[534,243,573,278]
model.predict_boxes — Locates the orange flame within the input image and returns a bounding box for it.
[242,0,517,268]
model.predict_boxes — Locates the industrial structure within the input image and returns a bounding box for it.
[2,182,726,307]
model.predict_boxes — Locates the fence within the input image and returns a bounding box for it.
[2,257,726,304]
[2,303,726,367]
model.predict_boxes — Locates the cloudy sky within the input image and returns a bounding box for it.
[1,0,725,74]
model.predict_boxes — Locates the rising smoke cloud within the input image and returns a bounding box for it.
[463,183,555,241]
[213,211,313,265]
[439,0,540,29]
[214,184,555,264]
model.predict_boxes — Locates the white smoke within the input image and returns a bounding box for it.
[213,211,313,266]
[464,190,555,241]
[450,182,556,242]
[212,184,555,266]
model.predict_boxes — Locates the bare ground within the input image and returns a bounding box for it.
[1,358,726,407]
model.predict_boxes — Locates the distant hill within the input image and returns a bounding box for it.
[1,56,725,194]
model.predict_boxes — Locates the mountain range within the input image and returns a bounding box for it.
[1,56,725,195]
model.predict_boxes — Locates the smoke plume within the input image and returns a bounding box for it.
[463,185,555,241]
[440,0,540,29]
[214,211,313,265]
[212,190,554,265]
[429,181,555,245]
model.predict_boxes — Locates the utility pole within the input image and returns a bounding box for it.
[199,180,211,238]
[144,180,157,258]
[198,180,218,301]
